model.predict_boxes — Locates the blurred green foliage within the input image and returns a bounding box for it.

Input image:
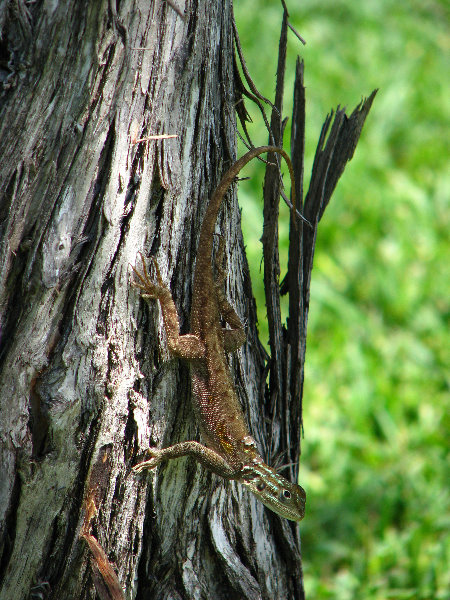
[234,1,449,598]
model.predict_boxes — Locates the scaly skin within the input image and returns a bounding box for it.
[132,147,306,522]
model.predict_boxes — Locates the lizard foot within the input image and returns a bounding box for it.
[131,253,167,300]
[132,448,163,473]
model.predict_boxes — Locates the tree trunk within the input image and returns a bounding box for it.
[0,1,302,599]
[0,1,376,598]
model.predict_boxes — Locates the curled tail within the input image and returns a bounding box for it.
[195,146,296,276]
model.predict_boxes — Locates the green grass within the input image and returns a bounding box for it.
[234,1,449,598]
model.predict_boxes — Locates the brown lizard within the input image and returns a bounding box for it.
[132,146,306,521]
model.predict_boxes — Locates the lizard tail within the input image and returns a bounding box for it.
[196,146,296,274]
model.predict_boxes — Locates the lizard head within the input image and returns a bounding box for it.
[241,462,306,521]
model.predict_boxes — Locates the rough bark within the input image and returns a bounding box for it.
[0,1,302,599]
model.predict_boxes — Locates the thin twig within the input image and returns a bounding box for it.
[232,16,277,112]
[164,0,186,20]
[240,86,277,147]
[288,22,306,45]
[280,0,306,44]
[132,134,178,144]
[280,190,312,227]
[236,126,253,151]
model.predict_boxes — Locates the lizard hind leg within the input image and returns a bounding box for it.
[213,237,246,353]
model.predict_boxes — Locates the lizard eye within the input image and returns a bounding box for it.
[282,489,291,500]
[256,481,266,492]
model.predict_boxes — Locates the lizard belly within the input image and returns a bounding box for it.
[191,361,250,471]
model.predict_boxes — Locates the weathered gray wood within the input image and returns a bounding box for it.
[0,1,307,599]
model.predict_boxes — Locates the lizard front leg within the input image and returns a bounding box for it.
[131,254,205,359]
[132,441,242,480]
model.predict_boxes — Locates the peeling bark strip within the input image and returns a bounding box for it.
[0,1,375,598]
[79,447,125,600]
[83,535,125,600]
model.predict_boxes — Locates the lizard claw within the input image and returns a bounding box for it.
[132,448,163,473]
[131,253,166,299]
